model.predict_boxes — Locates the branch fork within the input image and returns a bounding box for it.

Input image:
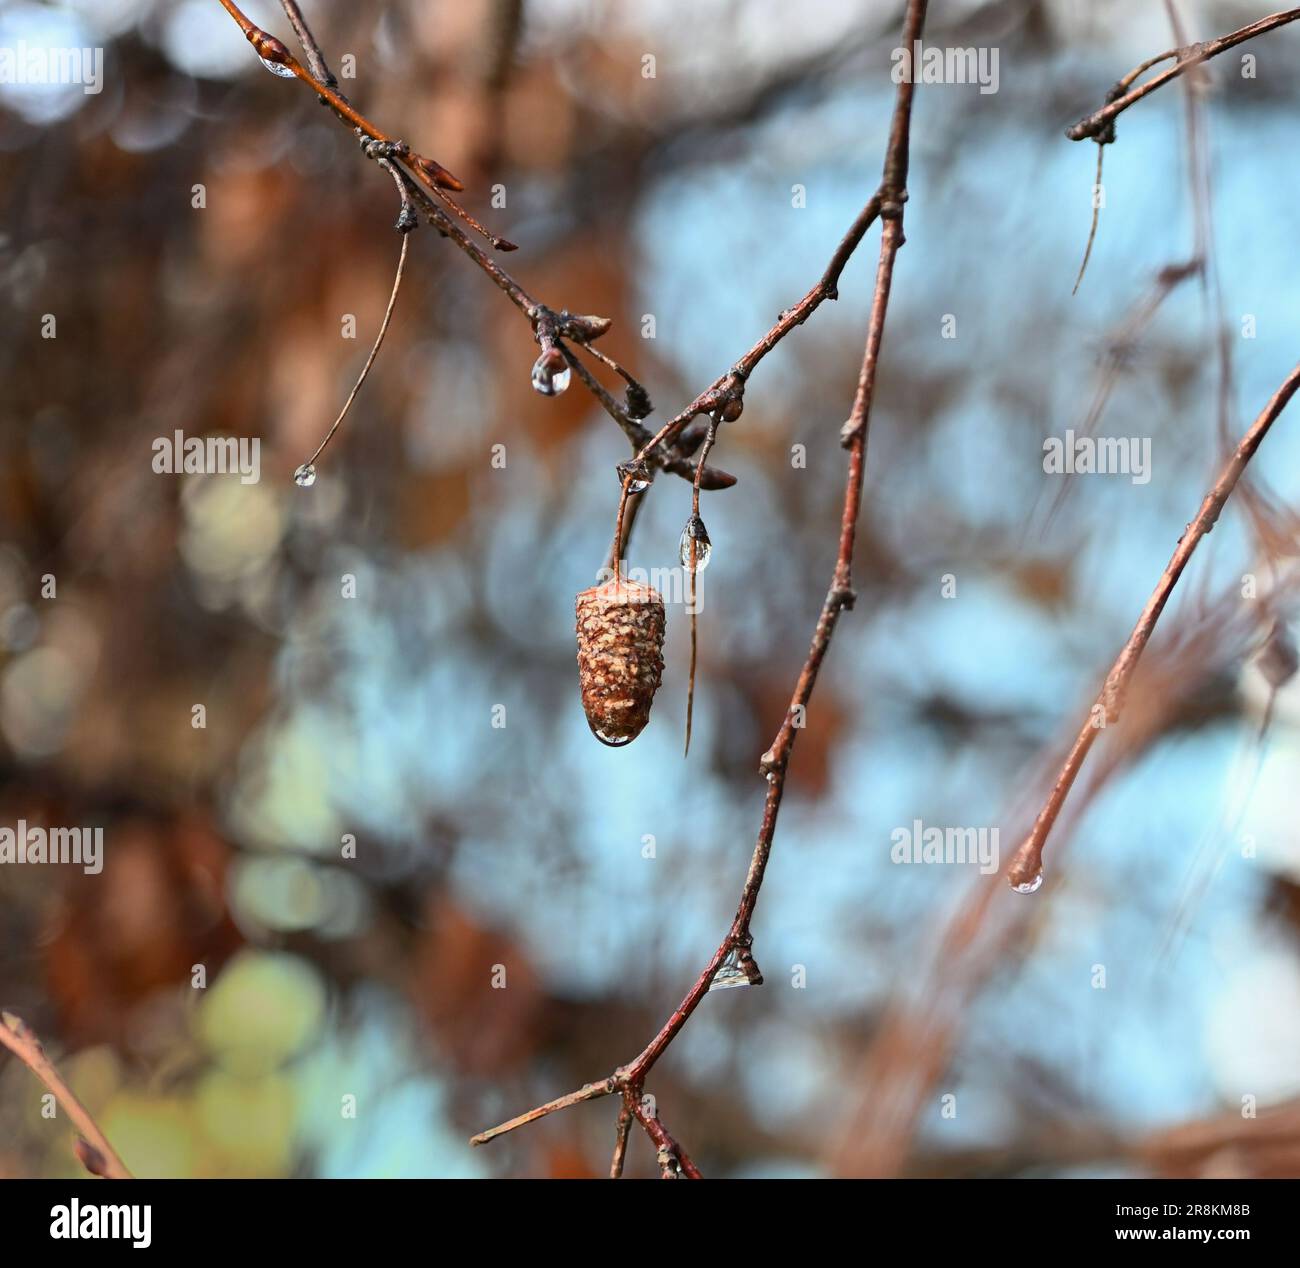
[472,0,931,1175]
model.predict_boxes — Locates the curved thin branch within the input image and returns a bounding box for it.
[1066,7,1300,142]
[298,208,410,475]
[1007,362,1300,890]
[0,1012,133,1179]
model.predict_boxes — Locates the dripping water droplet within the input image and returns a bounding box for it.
[1011,869,1044,895]
[259,56,297,78]
[293,463,317,488]
[708,948,763,992]
[591,726,635,748]
[708,966,749,992]
[679,515,712,571]
[618,459,651,494]
[531,353,570,397]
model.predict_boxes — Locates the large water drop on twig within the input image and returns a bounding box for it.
[1011,869,1044,895]
[679,515,712,571]
[259,56,296,79]
[531,352,571,397]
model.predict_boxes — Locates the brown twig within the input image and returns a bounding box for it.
[297,184,412,477]
[278,0,336,89]
[1066,7,1300,142]
[1065,3,1290,290]
[1071,143,1106,294]
[832,558,1300,1176]
[631,1096,702,1180]
[470,0,930,1172]
[218,0,742,497]
[1006,362,1300,890]
[1160,0,1284,576]
[217,0,470,198]
[0,1012,133,1179]
[627,191,885,473]
[602,189,887,573]
[832,5,1300,1173]
[468,1077,615,1147]
[610,1099,633,1179]
[683,415,720,757]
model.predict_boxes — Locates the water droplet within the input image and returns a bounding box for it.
[708,948,763,992]
[678,516,712,572]
[617,460,651,494]
[531,353,570,397]
[293,463,317,488]
[259,56,297,78]
[588,719,635,747]
[1011,869,1044,894]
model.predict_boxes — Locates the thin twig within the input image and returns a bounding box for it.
[468,1078,615,1147]
[0,1012,133,1179]
[684,415,720,756]
[832,5,1299,1174]
[217,0,470,198]
[610,1098,633,1179]
[279,0,336,89]
[1006,362,1300,890]
[628,192,885,470]
[298,203,411,475]
[631,1097,703,1180]
[1071,144,1106,294]
[1066,7,1300,141]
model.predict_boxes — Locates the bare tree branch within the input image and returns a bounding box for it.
[1066,7,1300,142]
[471,0,931,1171]
[278,0,337,88]
[0,1012,133,1179]
[216,0,747,491]
[1007,362,1300,890]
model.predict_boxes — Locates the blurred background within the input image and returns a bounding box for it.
[2,0,1299,1179]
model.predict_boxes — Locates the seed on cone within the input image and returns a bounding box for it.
[575,578,666,746]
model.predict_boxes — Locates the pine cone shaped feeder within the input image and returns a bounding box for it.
[575,578,666,746]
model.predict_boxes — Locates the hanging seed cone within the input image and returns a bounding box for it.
[575,578,666,746]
